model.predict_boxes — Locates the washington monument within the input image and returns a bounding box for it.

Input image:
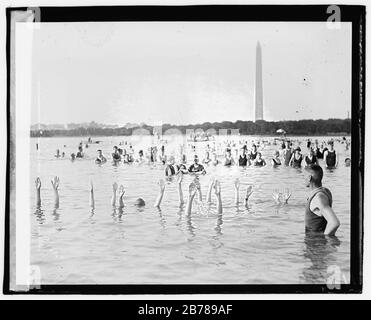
[254,41,264,121]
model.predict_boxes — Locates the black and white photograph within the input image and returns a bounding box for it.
[3,4,364,294]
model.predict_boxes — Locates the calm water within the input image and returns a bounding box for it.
[30,135,351,284]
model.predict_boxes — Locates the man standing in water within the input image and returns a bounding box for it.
[188,155,206,175]
[95,149,107,164]
[323,140,338,169]
[283,140,293,166]
[305,164,340,235]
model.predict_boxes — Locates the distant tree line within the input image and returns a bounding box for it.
[30,118,351,137]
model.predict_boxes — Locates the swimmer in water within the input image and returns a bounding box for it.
[95,149,107,164]
[34,176,60,208]
[110,179,166,209]
[253,152,266,167]
[312,140,322,159]
[121,149,129,163]
[177,154,188,174]
[177,172,185,206]
[202,151,211,165]
[304,164,340,235]
[136,150,145,163]
[89,181,95,209]
[306,139,311,150]
[224,148,235,166]
[50,176,60,208]
[186,179,222,215]
[323,140,338,169]
[238,148,250,167]
[272,188,291,204]
[304,148,318,167]
[188,155,206,175]
[112,146,121,161]
[289,147,303,168]
[165,156,177,177]
[271,150,282,166]
[249,144,258,160]
[158,146,167,165]
[211,153,219,166]
[110,182,126,208]
[206,176,216,203]
[344,157,351,167]
[233,178,254,208]
[76,146,84,158]
[345,139,350,151]
[35,177,42,207]
[283,140,293,165]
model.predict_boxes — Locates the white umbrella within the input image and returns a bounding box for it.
[276,129,286,134]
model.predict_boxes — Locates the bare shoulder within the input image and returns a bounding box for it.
[310,192,330,215]
[312,192,330,208]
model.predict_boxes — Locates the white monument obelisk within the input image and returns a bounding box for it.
[254,41,264,121]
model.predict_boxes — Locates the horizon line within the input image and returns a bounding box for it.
[30,117,351,128]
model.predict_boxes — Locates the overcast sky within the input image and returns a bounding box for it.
[30,22,351,125]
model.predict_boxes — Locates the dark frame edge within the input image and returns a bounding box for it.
[3,7,12,295]
[2,4,365,295]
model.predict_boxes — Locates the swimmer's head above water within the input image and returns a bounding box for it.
[168,155,175,165]
[305,164,323,188]
[193,155,199,164]
[328,140,334,150]
[345,158,351,167]
[134,198,146,207]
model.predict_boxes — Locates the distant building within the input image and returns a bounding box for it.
[254,41,264,122]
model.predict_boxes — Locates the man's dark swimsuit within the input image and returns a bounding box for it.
[326,150,337,168]
[224,157,233,166]
[112,153,121,161]
[254,159,265,167]
[284,149,292,166]
[305,187,332,233]
[188,164,205,173]
[291,155,303,168]
[305,155,317,166]
[239,154,248,166]
[95,156,106,164]
[314,147,323,159]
